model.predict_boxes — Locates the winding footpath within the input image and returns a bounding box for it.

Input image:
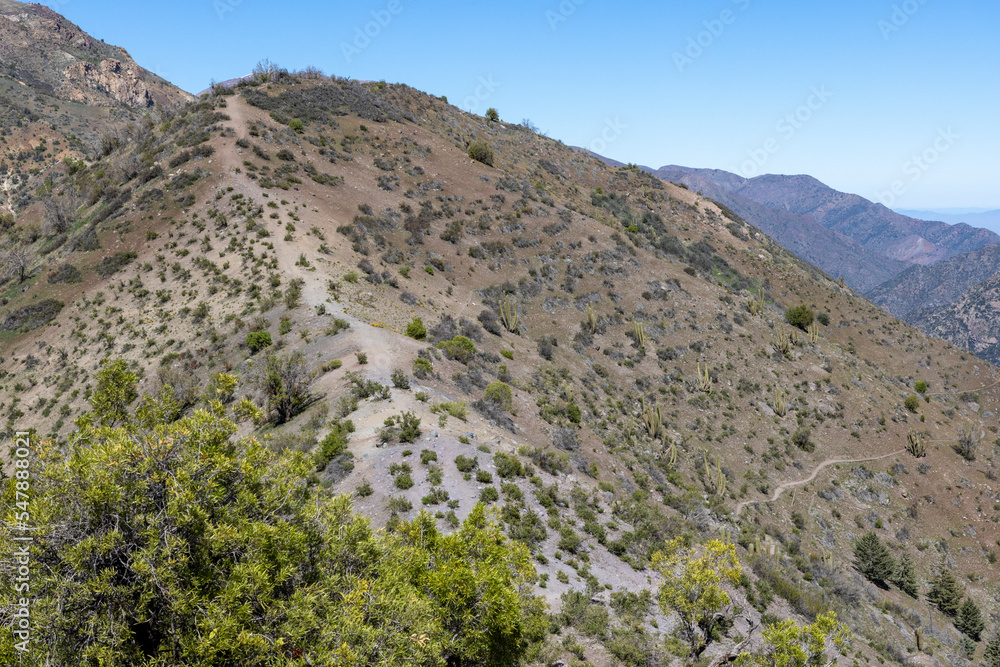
[734,448,906,517]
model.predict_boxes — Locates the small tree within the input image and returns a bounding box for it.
[485,107,499,122]
[468,141,494,166]
[903,394,920,413]
[652,538,741,661]
[853,531,895,586]
[892,553,920,598]
[957,598,985,641]
[2,244,32,283]
[246,330,273,353]
[984,631,1000,667]
[784,305,814,331]
[247,350,315,424]
[915,380,928,394]
[927,566,963,618]
[88,359,139,427]
[736,611,851,667]
[405,317,427,340]
[956,424,978,461]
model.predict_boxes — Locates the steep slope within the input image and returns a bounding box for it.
[653,165,906,292]
[910,272,1000,365]
[730,173,1000,264]
[2,75,1000,666]
[0,0,192,216]
[866,243,1000,320]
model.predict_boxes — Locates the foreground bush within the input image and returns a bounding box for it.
[0,395,546,665]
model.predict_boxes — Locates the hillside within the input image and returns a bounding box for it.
[910,273,1000,366]
[2,71,1000,666]
[866,243,1000,321]
[649,165,907,293]
[0,0,192,217]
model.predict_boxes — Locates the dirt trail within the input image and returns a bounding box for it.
[735,448,905,517]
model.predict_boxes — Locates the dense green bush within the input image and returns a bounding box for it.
[784,304,814,331]
[439,335,476,363]
[468,141,494,167]
[903,394,920,413]
[483,382,513,412]
[246,330,273,353]
[406,317,427,340]
[3,389,546,666]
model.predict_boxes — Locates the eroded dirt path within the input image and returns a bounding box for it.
[735,448,906,517]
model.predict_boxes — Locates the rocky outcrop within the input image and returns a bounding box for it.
[64,58,154,108]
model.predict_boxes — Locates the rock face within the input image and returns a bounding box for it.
[64,58,154,108]
[0,0,191,109]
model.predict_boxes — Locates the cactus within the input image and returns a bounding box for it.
[633,321,646,348]
[807,321,820,344]
[747,287,765,316]
[773,327,792,356]
[906,430,926,458]
[642,398,662,438]
[666,440,678,466]
[915,627,922,652]
[586,304,597,333]
[772,388,787,417]
[499,294,519,333]
[715,455,726,498]
[697,363,712,393]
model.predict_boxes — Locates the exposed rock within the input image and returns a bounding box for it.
[64,58,154,107]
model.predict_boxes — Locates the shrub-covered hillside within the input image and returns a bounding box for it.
[1,67,999,666]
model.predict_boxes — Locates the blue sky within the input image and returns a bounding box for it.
[44,0,1000,209]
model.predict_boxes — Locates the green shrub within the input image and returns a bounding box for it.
[356,480,373,497]
[314,419,355,470]
[439,335,476,363]
[394,472,414,490]
[289,118,304,133]
[468,141,494,166]
[485,108,499,122]
[915,380,927,394]
[784,305,814,331]
[356,352,368,365]
[476,470,493,484]
[483,382,513,411]
[494,452,524,478]
[413,356,434,379]
[455,455,478,473]
[904,394,920,413]
[480,486,499,503]
[816,312,830,326]
[245,330,273,353]
[421,449,438,465]
[391,369,410,389]
[406,317,427,340]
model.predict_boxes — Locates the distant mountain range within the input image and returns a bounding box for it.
[897,208,1000,236]
[583,151,1000,365]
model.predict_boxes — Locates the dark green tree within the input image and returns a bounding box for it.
[784,304,814,331]
[891,552,920,598]
[984,631,1000,667]
[927,566,964,618]
[853,531,895,585]
[247,350,315,423]
[957,598,985,641]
